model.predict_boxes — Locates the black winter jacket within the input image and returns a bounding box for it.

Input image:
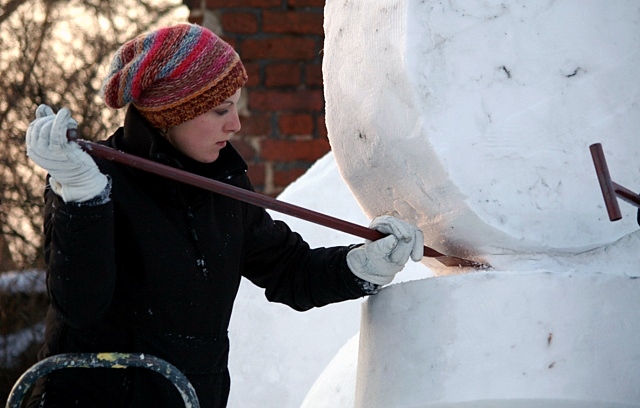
[27,107,371,407]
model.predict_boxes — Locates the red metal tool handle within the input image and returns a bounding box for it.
[66,129,454,259]
[590,143,622,221]
[590,143,640,222]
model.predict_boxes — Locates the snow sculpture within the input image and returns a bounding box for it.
[355,272,640,407]
[303,0,640,406]
[323,0,640,275]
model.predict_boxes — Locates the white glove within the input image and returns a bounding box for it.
[26,105,108,203]
[347,215,424,286]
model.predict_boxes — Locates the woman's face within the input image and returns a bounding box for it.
[165,89,242,163]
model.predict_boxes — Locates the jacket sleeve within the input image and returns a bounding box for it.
[240,203,372,311]
[44,183,117,328]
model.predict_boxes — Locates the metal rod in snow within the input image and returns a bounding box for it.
[590,143,640,222]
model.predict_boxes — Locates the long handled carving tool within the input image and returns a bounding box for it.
[67,130,489,268]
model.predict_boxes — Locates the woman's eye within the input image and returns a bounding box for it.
[215,109,229,116]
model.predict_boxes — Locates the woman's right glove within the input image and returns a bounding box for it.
[26,105,108,203]
[346,215,424,286]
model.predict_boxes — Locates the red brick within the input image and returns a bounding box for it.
[263,11,324,35]
[265,63,301,87]
[241,38,318,61]
[261,138,330,161]
[273,167,307,186]
[188,14,204,25]
[222,12,258,34]
[247,162,267,186]
[243,62,261,87]
[249,90,324,111]
[267,190,281,198]
[279,113,313,135]
[316,114,327,138]
[231,138,257,161]
[220,35,239,49]
[306,63,323,86]
[288,0,326,6]
[239,112,272,136]
[206,0,280,8]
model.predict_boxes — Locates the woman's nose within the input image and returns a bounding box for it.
[226,111,241,133]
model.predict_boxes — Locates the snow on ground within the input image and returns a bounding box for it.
[0,270,45,294]
[0,270,46,367]
[0,322,44,368]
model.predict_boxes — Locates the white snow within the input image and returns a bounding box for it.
[0,322,45,367]
[0,270,45,294]
[354,272,640,407]
[323,0,640,275]
[0,270,46,367]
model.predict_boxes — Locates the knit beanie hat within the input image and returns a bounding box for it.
[101,23,247,129]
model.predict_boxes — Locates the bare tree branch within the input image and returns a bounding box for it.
[0,0,28,25]
[0,0,187,269]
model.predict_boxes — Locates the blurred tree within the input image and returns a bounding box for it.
[0,0,188,401]
[0,0,188,271]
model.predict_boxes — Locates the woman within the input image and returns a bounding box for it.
[25,23,423,407]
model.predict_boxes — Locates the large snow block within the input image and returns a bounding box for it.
[355,272,640,407]
[323,0,640,274]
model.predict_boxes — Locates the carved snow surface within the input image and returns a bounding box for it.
[323,0,640,275]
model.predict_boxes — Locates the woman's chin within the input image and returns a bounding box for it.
[202,153,220,163]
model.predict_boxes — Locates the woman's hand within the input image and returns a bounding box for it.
[347,215,424,286]
[26,104,108,203]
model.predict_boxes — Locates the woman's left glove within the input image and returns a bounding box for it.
[26,105,108,203]
[347,215,424,286]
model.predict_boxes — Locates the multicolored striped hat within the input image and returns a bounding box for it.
[101,23,247,129]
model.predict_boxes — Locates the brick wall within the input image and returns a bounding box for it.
[185,0,329,196]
